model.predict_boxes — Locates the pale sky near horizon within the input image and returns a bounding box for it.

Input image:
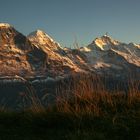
[0,0,140,47]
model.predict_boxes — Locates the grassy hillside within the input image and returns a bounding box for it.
[0,74,140,140]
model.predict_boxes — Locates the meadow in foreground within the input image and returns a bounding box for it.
[0,74,139,140]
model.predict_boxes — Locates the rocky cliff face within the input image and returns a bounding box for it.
[0,24,87,78]
[0,23,140,80]
[27,30,88,77]
[0,23,46,77]
[80,35,140,79]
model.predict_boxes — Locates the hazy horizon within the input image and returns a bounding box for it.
[1,0,140,47]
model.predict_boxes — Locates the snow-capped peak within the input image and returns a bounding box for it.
[28,30,62,51]
[0,23,12,28]
[28,29,60,46]
[93,35,120,50]
[29,30,47,37]
[28,30,54,41]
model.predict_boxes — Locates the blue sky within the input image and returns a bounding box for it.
[0,0,140,47]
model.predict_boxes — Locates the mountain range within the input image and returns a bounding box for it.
[0,23,140,81]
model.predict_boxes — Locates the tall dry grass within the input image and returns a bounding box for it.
[18,73,140,118]
[54,74,140,117]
